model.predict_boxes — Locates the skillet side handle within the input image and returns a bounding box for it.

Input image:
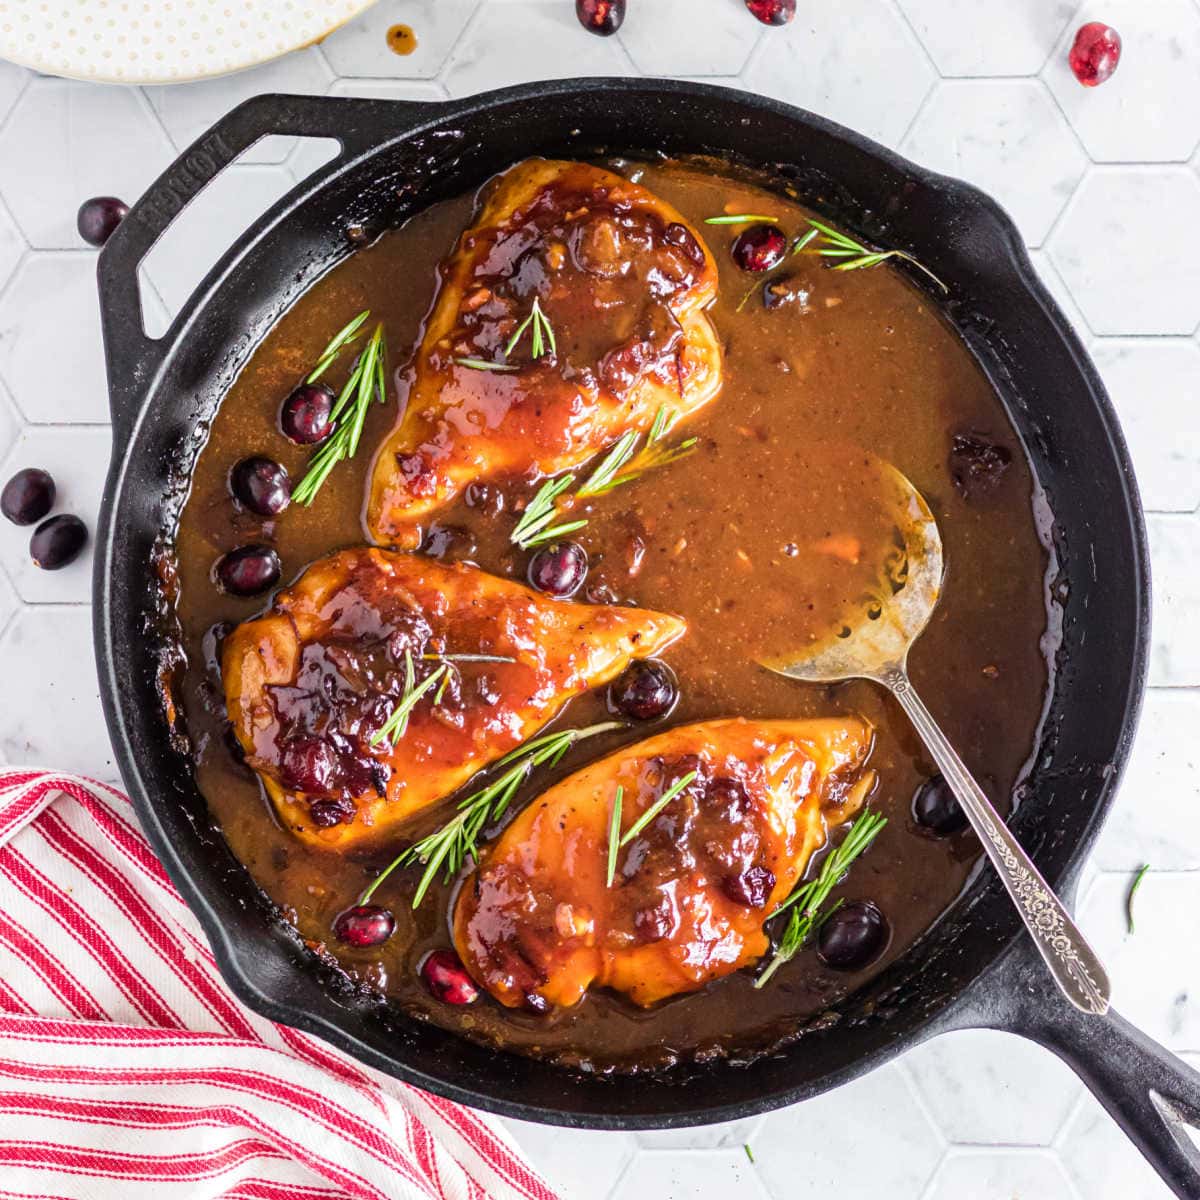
[96,91,428,446]
[958,943,1200,1199]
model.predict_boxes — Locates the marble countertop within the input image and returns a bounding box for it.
[0,1,1197,1195]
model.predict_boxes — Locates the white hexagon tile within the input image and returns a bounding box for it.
[0,2,1198,1197]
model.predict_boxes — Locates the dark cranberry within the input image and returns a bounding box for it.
[333,904,395,948]
[215,545,280,597]
[29,514,87,570]
[664,222,706,266]
[464,480,505,517]
[746,0,796,25]
[705,776,750,820]
[2,467,55,525]
[608,659,678,721]
[632,895,676,943]
[949,433,1012,501]
[420,523,478,563]
[1069,22,1121,86]
[528,541,588,597]
[723,864,775,908]
[575,0,624,36]
[280,736,338,794]
[280,383,335,445]
[912,774,968,836]
[731,223,788,272]
[817,900,890,970]
[230,456,291,516]
[77,196,128,246]
[762,274,811,311]
[420,949,479,1004]
[309,797,357,827]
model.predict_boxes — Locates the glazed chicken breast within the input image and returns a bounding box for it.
[454,717,875,1010]
[222,548,685,851]
[366,158,723,546]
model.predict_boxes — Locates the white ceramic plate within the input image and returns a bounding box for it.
[0,0,378,84]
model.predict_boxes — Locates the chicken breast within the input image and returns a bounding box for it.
[454,717,875,1010]
[222,548,685,851]
[366,158,722,547]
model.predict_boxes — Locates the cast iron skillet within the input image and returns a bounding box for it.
[92,81,1200,1194]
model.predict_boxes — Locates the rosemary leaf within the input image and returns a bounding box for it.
[505,297,556,361]
[455,356,519,373]
[606,785,623,888]
[1127,863,1151,934]
[704,214,777,225]
[511,474,576,549]
[619,770,698,847]
[795,219,948,293]
[306,309,370,383]
[369,652,447,748]
[359,720,623,909]
[755,809,887,988]
[578,430,640,498]
[421,653,518,664]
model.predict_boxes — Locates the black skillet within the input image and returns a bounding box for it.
[92,81,1200,1196]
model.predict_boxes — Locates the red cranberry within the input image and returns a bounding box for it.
[576,0,624,36]
[722,864,775,908]
[1069,22,1121,87]
[528,541,588,597]
[280,383,335,444]
[420,949,479,1004]
[608,659,678,721]
[731,223,787,272]
[230,456,291,516]
[632,895,676,943]
[309,797,357,827]
[817,900,890,970]
[745,0,795,25]
[280,736,338,794]
[705,776,749,820]
[29,514,87,570]
[333,904,395,948]
[912,774,967,836]
[2,467,55,525]
[77,196,128,246]
[214,544,281,597]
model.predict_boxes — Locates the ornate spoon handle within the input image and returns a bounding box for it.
[884,666,1111,1015]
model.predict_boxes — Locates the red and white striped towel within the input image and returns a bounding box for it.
[0,768,559,1200]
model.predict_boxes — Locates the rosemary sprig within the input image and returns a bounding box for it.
[619,771,698,847]
[510,474,588,549]
[306,309,370,383]
[361,720,623,909]
[504,297,557,360]
[577,430,640,498]
[606,785,623,888]
[1127,862,1151,933]
[420,653,517,664]
[292,322,388,505]
[577,407,696,499]
[454,356,519,373]
[797,219,948,293]
[369,651,447,748]
[705,214,777,225]
[754,809,887,988]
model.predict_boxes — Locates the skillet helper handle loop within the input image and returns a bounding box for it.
[96,92,409,445]
[884,667,1111,1016]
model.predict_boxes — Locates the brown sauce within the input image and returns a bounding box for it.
[170,159,1052,1073]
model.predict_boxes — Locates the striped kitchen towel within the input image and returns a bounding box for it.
[0,768,559,1200]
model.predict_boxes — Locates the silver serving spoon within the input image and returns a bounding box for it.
[762,461,1110,1015]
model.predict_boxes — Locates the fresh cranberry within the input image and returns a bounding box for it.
[77,196,128,246]
[230,456,291,516]
[608,659,678,721]
[280,383,335,444]
[723,864,775,908]
[29,514,87,570]
[731,223,787,272]
[214,544,280,596]
[911,774,967,836]
[420,949,479,1004]
[280,735,338,794]
[2,467,55,526]
[309,796,357,827]
[333,904,395,948]
[528,541,588,597]
[1069,22,1121,87]
[817,900,890,970]
[576,0,624,36]
[745,0,796,25]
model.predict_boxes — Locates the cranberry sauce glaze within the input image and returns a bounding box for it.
[167,159,1053,1073]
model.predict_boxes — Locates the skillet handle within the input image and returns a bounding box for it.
[96,92,428,445]
[953,939,1200,1198]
